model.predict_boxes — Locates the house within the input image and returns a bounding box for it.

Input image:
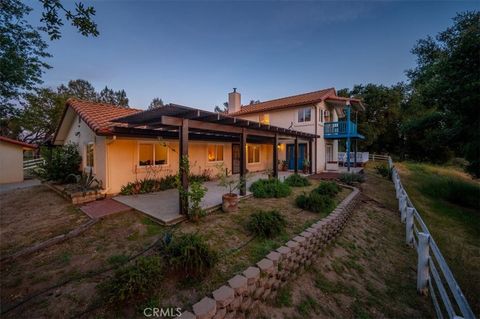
[0,136,36,184]
[53,88,363,199]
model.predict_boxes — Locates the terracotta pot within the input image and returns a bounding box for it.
[222,193,239,213]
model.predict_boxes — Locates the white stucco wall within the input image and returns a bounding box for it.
[0,142,24,184]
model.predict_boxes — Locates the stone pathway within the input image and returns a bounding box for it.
[79,199,131,219]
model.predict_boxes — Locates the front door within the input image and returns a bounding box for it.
[286,144,306,170]
[232,144,241,174]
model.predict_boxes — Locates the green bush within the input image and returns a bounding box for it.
[36,143,82,182]
[296,191,335,213]
[246,210,287,238]
[421,175,480,210]
[165,233,218,277]
[249,178,291,198]
[339,173,365,185]
[313,181,340,197]
[120,175,177,195]
[284,174,311,187]
[98,255,163,304]
[375,164,392,179]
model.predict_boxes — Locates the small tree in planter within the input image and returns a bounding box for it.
[215,163,246,213]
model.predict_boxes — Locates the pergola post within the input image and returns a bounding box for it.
[294,137,299,174]
[308,139,313,175]
[273,133,279,178]
[179,119,189,215]
[354,139,358,168]
[240,129,247,195]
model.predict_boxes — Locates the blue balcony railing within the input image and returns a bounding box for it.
[324,121,362,139]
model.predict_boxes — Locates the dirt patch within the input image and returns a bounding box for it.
[0,185,90,256]
[252,170,434,319]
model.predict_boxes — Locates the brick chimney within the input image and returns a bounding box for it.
[228,88,241,114]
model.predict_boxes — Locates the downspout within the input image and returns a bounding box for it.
[105,135,117,194]
[314,104,318,174]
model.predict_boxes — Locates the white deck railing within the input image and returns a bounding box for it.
[338,152,369,164]
[389,157,475,319]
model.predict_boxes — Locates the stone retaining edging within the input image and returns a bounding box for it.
[178,186,361,319]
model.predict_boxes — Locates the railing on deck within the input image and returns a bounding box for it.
[324,121,358,138]
[389,157,475,319]
[338,152,369,164]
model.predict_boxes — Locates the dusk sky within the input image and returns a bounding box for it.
[27,0,478,110]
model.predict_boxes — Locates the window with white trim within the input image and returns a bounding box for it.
[86,142,94,168]
[247,145,260,164]
[208,144,224,162]
[297,107,312,123]
[138,143,168,166]
[320,109,324,123]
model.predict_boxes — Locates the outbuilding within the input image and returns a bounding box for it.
[0,136,36,184]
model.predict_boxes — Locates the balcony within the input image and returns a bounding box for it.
[324,121,364,139]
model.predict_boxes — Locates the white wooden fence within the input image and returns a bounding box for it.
[369,153,389,162]
[389,157,475,319]
[23,158,44,178]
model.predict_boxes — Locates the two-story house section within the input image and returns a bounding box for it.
[227,88,364,174]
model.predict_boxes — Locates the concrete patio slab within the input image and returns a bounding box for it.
[0,179,41,193]
[113,171,294,225]
[80,198,132,219]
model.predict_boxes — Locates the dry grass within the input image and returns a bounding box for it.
[0,185,90,256]
[395,162,480,316]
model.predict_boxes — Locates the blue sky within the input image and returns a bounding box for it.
[27,0,478,110]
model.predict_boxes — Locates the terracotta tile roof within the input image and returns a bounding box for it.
[65,98,142,134]
[0,136,36,148]
[229,88,336,116]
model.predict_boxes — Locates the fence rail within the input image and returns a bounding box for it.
[369,153,389,162]
[23,157,44,170]
[388,158,475,319]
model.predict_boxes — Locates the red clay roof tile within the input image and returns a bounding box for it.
[0,136,36,148]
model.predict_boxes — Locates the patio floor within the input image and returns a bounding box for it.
[113,171,294,225]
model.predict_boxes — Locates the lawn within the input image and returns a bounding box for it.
[395,162,480,315]
[1,178,349,318]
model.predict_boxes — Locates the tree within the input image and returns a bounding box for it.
[249,100,261,105]
[214,102,228,113]
[407,11,480,175]
[0,1,51,107]
[58,79,97,101]
[0,0,98,106]
[97,86,129,107]
[148,97,164,110]
[19,88,67,143]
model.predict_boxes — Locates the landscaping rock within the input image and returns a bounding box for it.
[212,285,234,308]
[193,297,216,319]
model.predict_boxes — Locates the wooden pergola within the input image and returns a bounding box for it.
[113,104,318,214]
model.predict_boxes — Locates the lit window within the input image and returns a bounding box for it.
[208,144,224,162]
[259,114,270,124]
[247,145,260,164]
[155,144,168,165]
[139,144,154,166]
[298,108,312,122]
[86,143,94,167]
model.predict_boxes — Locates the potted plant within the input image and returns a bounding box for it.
[303,158,311,174]
[215,163,246,213]
[281,160,288,171]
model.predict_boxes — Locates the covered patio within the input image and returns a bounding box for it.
[111,104,317,223]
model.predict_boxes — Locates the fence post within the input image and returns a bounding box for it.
[406,207,414,246]
[399,194,407,221]
[373,154,375,161]
[417,232,430,295]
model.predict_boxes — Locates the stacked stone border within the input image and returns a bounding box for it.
[177,185,361,319]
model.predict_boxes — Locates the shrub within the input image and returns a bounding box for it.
[284,174,311,187]
[339,173,365,185]
[36,143,82,182]
[296,191,335,213]
[120,175,177,195]
[375,164,392,179]
[313,181,340,197]
[165,233,217,277]
[187,181,207,221]
[98,255,163,304]
[246,210,287,238]
[249,178,291,198]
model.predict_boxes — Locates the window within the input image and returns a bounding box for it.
[247,145,260,164]
[297,107,312,123]
[208,144,224,162]
[86,143,94,167]
[259,114,270,124]
[320,109,324,123]
[138,143,168,166]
